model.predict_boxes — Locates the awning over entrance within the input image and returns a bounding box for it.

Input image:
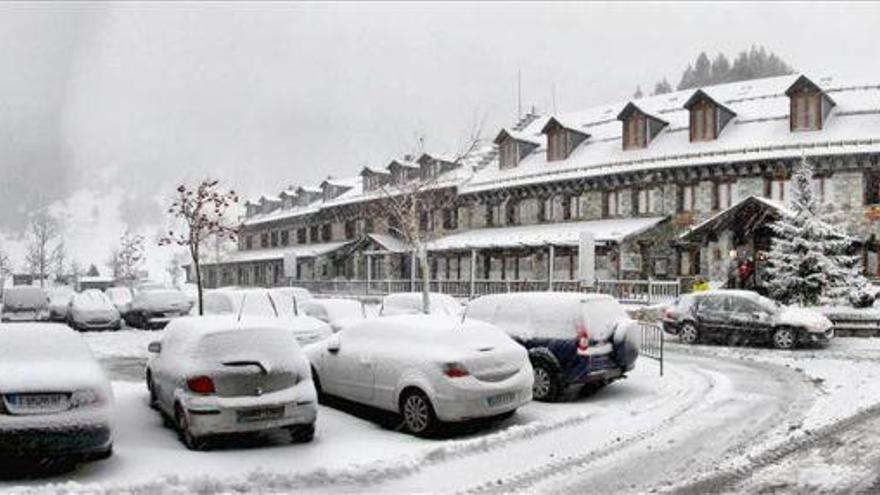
[202,240,351,266]
[679,195,791,244]
[428,216,668,251]
[366,233,410,254]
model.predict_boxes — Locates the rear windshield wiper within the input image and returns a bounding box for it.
[222,360,268,375]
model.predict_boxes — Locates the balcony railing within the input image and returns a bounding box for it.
[290,278,680,305]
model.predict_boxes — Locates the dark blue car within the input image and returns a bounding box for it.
[465,292,639,401]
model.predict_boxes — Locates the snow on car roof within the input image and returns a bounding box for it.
[163,315,293,341]
[472,291,615,303]
[0,323,93,361]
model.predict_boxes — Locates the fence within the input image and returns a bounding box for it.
[293,278,680,305]
[638,322,664,376]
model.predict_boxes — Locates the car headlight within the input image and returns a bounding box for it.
[70,389,104,408]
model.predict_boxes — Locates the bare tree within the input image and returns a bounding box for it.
[53,240,66,283]
[24,210,62,288]
[160,178,239,315]
[371,120,483,313]
[166,250,189,288]
[112,231,146,288]
[0,242,11,297]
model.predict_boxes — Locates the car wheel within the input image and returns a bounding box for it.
[400,389,437,437]
[493,409,516,421]
[680,323,700,345]
[175,404,205,451]
[772,327,797,350]
[287,423,315,443]
[147,372,159,410]
[579,382,606,398]
[530,354,562,402]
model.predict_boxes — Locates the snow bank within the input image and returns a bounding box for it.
[82,330,161,359]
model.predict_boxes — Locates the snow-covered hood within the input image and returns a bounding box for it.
[0,359,111,394]
[776,307,833,333]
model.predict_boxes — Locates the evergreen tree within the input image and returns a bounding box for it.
[86,264,100,277]
[633,85,643,98]
[693,52,712,86]
[710,53,731,83]
[652,78,673,95]
[765,157,860,306]
[677,64,695,91]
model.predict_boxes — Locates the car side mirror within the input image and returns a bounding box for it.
[148,341,162,354]
[327,335,341,354]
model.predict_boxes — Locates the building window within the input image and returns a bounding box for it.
[538,197,555,222]
[690,101,716,142]
[270,231,278,247]
[486,204,501,227]
[345,221,356,239]
[604,191,621,217]
[813,176,830,205]
[321,224,331,242]
[713,181,734,211]
[679,184,696,213]
[636,188,656,215]
[791,93,821,131]
[281,230,289,246]
[623,114,646,150]
[442,208,458,230]
[245,235,253,250]
[547,129,567,161]
[260,233,268,248]
[365,217,375,233]
[297,228,307,244]
[309,225,319,243]
[505,200,519,226]
[500,139,518,169]
[765,177,790,204]
[866,171,880,206]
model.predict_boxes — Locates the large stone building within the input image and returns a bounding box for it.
[197,73,880,290]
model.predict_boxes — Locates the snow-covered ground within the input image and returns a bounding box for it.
[6,331,880,493]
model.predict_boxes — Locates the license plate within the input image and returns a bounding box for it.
[487,392,516,407]
[236,406,284,423]
[4,393,70,414]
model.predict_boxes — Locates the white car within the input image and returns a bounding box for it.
[380,292,463,317]
[268,287,314,306]
[0,323,113,464]
[125,289,193,329]
[301,298,367,332]
[68,290,122,331]
[105,286,134,315]
[201,288,331,345]
[47,286,76,321]
[305,315,533,436]
[1,287,50,323]
[145,316,318,450]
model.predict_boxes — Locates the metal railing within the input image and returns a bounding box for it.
[291,278,680,305]
[638,322,664,376]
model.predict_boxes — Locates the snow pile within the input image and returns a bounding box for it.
[82,330,161,359]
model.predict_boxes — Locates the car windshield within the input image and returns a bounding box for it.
[322,300,363,320]
[139,290,187,306]
[74,291,111,308]
[3,288,47,309]
[106,288,131,302]
[581,299,628,334]
[47,287,75,303]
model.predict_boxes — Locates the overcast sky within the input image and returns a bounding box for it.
[1,1,879,275]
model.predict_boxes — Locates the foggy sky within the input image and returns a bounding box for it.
[1,1,879,271]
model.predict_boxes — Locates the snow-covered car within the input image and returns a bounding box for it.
[68,289,122,331]
[379,292,463,317]
[105,286,134,315]
[301,298,367,332]
[465,292,640,401]
[1,286,50,323]
[134,280,169,294]
[46,286,76,321]
[670,289,834,349]
[0,323,113,464]
[145,316,318,450]
[305,315,533,436]
[125,289,193,329]
[178,283,198,306]
[202,288,332,345]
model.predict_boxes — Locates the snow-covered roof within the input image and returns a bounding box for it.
[428,216,667,251]
[494,128,542,146]
[367,233,410,253]
[463,73,880,194]
[679,195,792,242]
[201,241,351,265]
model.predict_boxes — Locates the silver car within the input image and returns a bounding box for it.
[69,290,122,331]
[145,316,318,450]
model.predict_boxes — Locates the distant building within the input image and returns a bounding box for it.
[193,74,880,290]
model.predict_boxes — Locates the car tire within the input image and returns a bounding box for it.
[146,372,159,410]
[680,323,700,345]
[579,382,606,398]
[530,353,563,402]
[399,389,438,437]
[493,409,516,422]
[772,327,797,350]
[287,423,315,443]
[175,404,206,451]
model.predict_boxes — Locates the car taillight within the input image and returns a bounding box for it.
[443,362,470,378]
[187,376,216,394]
[663,308,676,320]
[576,323,590,356]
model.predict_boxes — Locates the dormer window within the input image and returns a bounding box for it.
[683,89,736,143]
[785,75,836,132]
[494,129,540,169]
[541,118,590,162]
[617,103,668,151]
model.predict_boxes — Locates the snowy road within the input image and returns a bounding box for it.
[6,333,880,493]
